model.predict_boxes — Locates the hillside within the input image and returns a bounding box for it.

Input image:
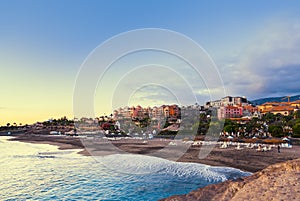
[251,94,300,105]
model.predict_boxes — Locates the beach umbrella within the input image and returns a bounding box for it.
[282,137,290,141]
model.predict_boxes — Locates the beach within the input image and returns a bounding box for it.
[10,134,300,173]
[8,134,300,200]
[1,136,251,200]
[161,158,300,201]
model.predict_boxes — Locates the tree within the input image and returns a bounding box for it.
[294,110,300,119]
[268,125,283,137]
[287,118,296,127]
[191,122,199,132]
[224,125,235,133]
[283,115,293,123]
[263,112,275,123]
[245,118,260,136]
[209,120,224,133]
[224,119,233,126]
[293,123,300,138]
[272,127,284,137]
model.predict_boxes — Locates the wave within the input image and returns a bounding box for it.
[12,155,56,159]
[1,138,251,201]
[95,154,251,182]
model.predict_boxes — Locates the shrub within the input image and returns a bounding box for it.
[268,125,284,137]
[293,123,300,138]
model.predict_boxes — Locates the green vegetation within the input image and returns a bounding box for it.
[268,125,284,137]
[183,109,300,138]
[216,110,300,138]
[43,116,74,126]
[293,123,300,137]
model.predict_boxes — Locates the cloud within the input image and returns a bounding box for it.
[220,19,300,99]
[128,86,179,107]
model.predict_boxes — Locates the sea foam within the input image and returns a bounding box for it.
[0,137,250,201]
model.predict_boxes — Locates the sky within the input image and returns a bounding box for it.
[1,0,300,125]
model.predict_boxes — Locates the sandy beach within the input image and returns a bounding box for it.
[9,134,300,200]
[10,134,300,173]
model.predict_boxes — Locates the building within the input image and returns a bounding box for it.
[169,104,181,118]
[206,99,222,108]
[150,106,164,119]
[131,105,149,120]
[221,96,248,106]
[228,116,252,124]
[258,101,298,116]
[261,106,295,116]
[243,105,258,113]
[291,100,300,108]
[218,106,243,119]
[206,96,248,108]
[242,105,260,118]
[257,102,280,113]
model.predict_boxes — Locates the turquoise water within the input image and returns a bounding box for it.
[0,137,250,200]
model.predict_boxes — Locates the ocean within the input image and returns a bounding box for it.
[0,136,250,201]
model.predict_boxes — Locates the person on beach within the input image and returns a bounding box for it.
[278,145,281,153]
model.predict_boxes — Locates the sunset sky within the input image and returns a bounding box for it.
[1,0,300,125]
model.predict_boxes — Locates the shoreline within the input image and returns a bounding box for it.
[161,158,300,201]
[7,134,300,200]
[8,134,300,173]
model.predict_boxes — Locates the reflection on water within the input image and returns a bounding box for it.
[0,137,250,200]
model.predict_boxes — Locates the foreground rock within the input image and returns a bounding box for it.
[161,158,300,201]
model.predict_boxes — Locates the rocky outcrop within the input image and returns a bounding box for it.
[161,158,300,201]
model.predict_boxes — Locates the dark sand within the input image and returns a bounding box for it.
[10,134,300,173]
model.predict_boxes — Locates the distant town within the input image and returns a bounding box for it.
[1,95,300,139]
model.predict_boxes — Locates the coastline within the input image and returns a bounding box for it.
[160,158,300,201]
[9,134,300,173]
[7,134,300,200]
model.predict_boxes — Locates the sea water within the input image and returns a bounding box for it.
[0,137,251,200]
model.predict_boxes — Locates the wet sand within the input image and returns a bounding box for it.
[10,134,300,173]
